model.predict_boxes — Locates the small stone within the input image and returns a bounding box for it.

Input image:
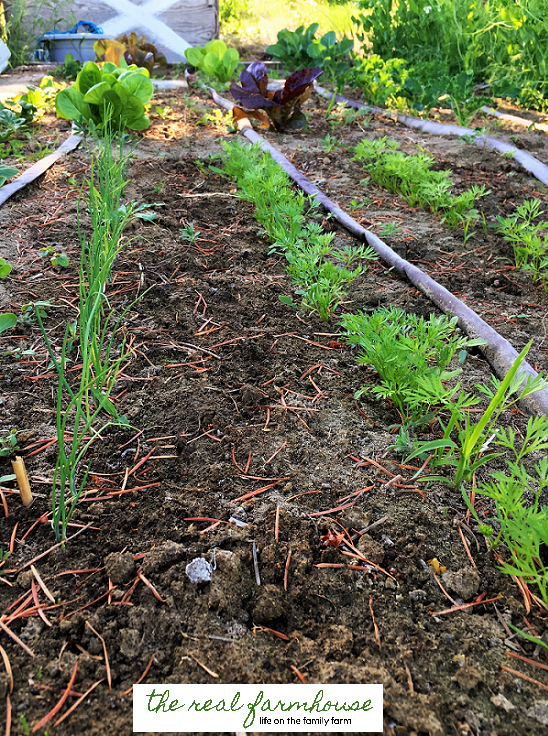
[491,693,516,712]
[409,589,426,602]
[185,557,212,582]
[456,664,482,691]
[527,700,548,726]
[104,552,136,585]
[442,567,480,600]
[16,571,33,589]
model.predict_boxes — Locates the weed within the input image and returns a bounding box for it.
[378,221,402,238]
[20,714,30,735]
[180,223,201,245]
[348,198,370,210]
[406,341,547,497]
[0,429,19,457]
[0,549,12,567]
[155,105,172,120]
[0,313,17,334]
[320,134,339,152]
[40,245,69,269]
[18,300,50,326]
[0,257,11,277]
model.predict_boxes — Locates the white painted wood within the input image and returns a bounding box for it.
[10,0,218,63]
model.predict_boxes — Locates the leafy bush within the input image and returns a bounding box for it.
[349,55,409,106]
[55,60,154,133]
[229,61,322,132]
[266,23,353,76]
[185,40,239,84]
[352,0,548,111]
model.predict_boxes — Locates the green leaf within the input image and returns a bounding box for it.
[202,52,221,78]
[0,313,17,333]
[90,388,121,419]
[83,81,111,105]
[0,474,16,483]
[97,89,123,123]
[119,72,154,103]
[0,258,12,277]
[102,62,119,74]
[0,165,18,183]
[405,438,457,463]
[185,46,206,68]
[205,39,227,57]
[52,253,69,268]
[279,294,298,308]
[130,114,150,131]
[55,86,88,120]
[76,62,102,95]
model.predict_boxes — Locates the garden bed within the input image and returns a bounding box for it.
[1,83,548,736]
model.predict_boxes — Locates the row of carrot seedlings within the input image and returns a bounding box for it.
[218,138,548,622]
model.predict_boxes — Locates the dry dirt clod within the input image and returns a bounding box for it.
[455,664,482,691]
[442,567,481,600]
[357,533,385,564]
[240,383,264,406]
[252,583,285,624]
[104,551,136,585]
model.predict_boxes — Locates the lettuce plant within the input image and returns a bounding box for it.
[94,33,167,75]
[229,62,322,132]
[55,60,154,133]
[185,40,239,84]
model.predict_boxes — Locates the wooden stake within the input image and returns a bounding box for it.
[11,456,33,507]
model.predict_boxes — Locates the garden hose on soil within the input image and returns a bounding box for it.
[313,83,548,189]
[210,87,548,417]
[0,133,81,207]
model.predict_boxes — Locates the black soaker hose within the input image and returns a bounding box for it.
[314,83,548,189]
[211,88,548,417]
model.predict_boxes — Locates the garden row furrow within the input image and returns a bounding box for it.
[314,83,548,189]
[211,88,548,418]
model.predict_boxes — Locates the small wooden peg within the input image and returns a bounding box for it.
[11,456,33,507]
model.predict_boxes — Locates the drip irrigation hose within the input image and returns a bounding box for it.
[210,87,548,417]
[481,106,548,133]
[0,133,82,208]
[313,83,548,189]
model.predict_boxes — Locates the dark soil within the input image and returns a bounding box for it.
[1,75,548,736]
